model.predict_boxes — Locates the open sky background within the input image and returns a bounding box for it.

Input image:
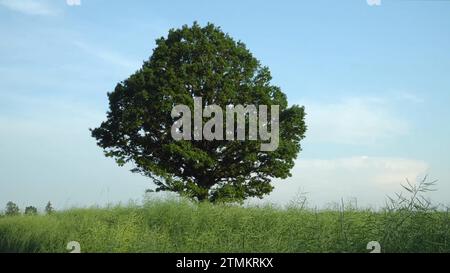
[1,0,449,211]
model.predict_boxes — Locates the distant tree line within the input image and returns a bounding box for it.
[0,201,55,217]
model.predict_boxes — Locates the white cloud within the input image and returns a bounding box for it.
[367,0,381,6]
[296,157,428,189]
[303,97,410,145]
[0,0,59,16]
[262,156,429,207]
[66,0,81,6]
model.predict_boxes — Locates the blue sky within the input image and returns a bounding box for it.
[0,0,449,211]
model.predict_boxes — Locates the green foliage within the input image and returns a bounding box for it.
[91,22,307,202]
[0,198,448,253]
[5,202,20,217]
[380,176,445,252]
[45,202,54,215]
[24,206,38,216]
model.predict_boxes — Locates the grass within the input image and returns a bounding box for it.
[0,198,448,253]
[0,178,448,253]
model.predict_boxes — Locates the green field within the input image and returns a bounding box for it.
[0,196,449,253]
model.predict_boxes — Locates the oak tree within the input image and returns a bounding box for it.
[91,22,306,202]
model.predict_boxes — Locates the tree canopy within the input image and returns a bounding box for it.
[45,201,54,215]
[5,201,20,216]
[25,206,38,216]
[91,22,306,202]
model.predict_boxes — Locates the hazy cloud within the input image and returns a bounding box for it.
[0,0,59,16]
[73,40,139,71]
[66,0,81,6]
[303,97,410,145]
[297,156,429,189]
[395,91,424,104]
[367,0,381,6]
[264,156,429,207]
